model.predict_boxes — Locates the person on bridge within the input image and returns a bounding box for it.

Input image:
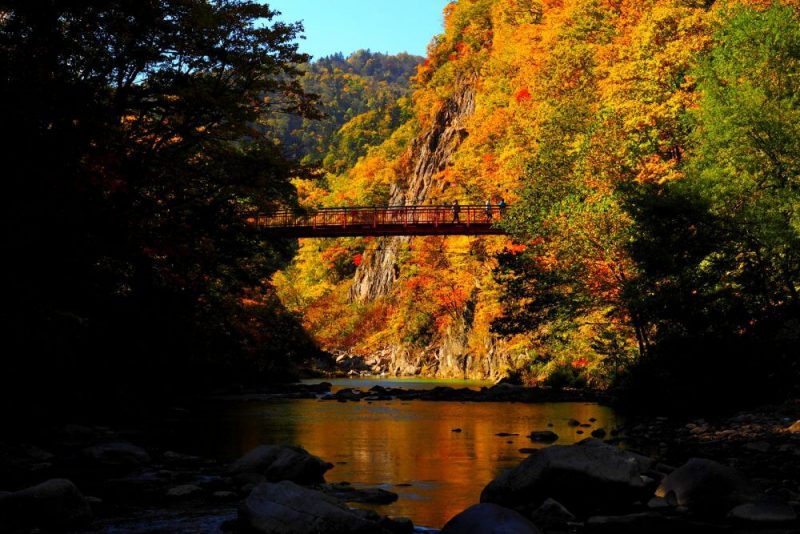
[452,200,461,223]
[498,197,507,217]
[485,199,493,221]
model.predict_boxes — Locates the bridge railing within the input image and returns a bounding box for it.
[251,204,506,229]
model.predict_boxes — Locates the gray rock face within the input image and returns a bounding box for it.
[655,458,748,516]
[480,439,656,514]
[0,478,92,529]
[239,481,381,534]
[83,441,151,467]
[228,445,333,484]
[441,503,542,534]
[728,501,797,524]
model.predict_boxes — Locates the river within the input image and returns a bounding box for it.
[143,379,620,529]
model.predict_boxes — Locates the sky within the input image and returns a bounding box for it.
[267,0,451,60]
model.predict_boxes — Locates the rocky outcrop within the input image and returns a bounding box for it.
[440,503,542,534]
[228,445,334,485]
[239,481,386,534]
[480,439,657,515]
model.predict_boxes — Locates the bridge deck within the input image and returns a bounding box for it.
[251,205,507,238]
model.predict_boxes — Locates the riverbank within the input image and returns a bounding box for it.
[1,388,797,532]
[213,380,612,404]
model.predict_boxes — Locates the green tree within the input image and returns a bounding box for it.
[619,4,800,411]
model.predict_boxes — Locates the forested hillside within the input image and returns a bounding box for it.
[275,0,800,410]
[267,50,423,172]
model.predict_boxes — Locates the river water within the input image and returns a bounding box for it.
[151,379,620,529]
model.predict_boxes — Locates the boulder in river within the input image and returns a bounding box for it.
[239,480,384,533]
[528,431,559,443]
[441,503,542,534]
[0,478,92,530]
[480,439,656,514]
[655,458,748,516]
[228,445,333,485]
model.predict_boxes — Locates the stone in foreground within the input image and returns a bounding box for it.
[0,478,92,530]
[728,501,797,524]
[440,503,542,534]
[228,445,334,484]
[239,480,384,534]
[480,439,655,514]
[530,498,576,529]
[655,458,748,516]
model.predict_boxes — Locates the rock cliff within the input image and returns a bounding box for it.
[345,82,518,380]
[349,82,476,303]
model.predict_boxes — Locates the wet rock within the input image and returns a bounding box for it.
[83,441,151,467]
[586,512,685,533]
[228,445,333,484]
[0,478,92,530]
[322,483,399,504]
[441,503,541,534]
[728,501,797,524]
[529,431,559,443]
[452,428,462,433]
[567,419,581,427]
[481,439,656,514]
[530,498,575,530]
[519,448,537,454]
[655,458,749,516]
[647,497,672,510]
[239,480,381,533]
[163,450,206,465]
[378,516,414,534]
[591,428,607,439]
[496,432,518,437]
[166,484,203,498]
[335,388,363,402]
[212,490,238,501]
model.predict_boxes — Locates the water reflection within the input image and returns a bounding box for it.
[163,398,619,528]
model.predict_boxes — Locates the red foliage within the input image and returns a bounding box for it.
[514,87,532,103]
[572,357,589,369]
[353,253,363,267]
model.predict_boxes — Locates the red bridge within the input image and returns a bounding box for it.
[251,204,507,238]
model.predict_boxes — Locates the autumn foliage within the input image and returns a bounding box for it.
[275,0,800,401]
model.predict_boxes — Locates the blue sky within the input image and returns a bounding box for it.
[267,0,451,60]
